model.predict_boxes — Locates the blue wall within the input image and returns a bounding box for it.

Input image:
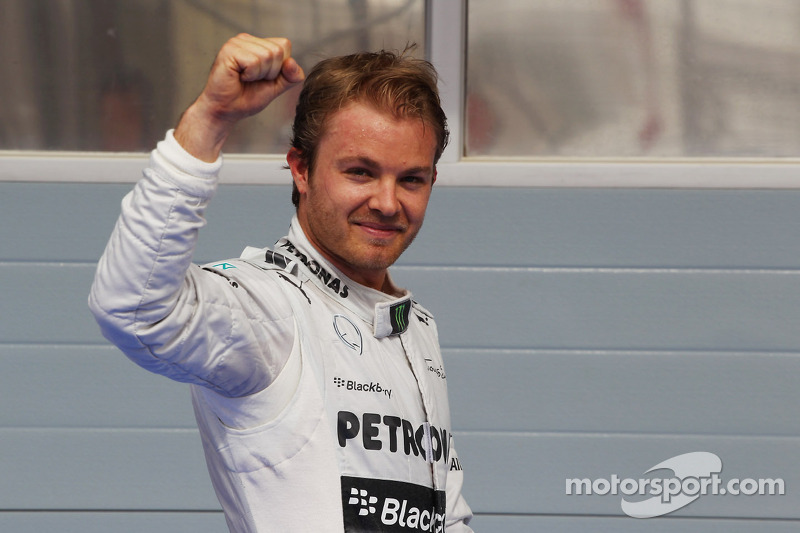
[2,180,800,531]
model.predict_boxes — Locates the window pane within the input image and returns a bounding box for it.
[0,0,424,153]
[466,0,800,158]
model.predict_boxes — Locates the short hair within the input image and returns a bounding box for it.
[289,46,449,207]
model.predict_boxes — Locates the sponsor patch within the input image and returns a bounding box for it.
[389,300,411,335]
[337,411,450,465]
[334,377,392,399]
[341,476,446,532]
[279,239,349,298]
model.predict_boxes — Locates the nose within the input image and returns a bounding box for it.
[367,178,400,217]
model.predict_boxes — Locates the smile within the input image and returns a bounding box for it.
[354,221,404,239]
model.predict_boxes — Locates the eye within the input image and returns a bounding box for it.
[346,167,372,178]
[400,175,427,187]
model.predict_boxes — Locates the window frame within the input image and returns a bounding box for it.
[2,0,800,189]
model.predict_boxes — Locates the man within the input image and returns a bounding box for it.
[89,34,473,532]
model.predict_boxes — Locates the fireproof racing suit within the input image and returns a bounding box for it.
[88,131,474,532]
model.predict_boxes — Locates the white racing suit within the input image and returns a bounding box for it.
[88,131,473,532]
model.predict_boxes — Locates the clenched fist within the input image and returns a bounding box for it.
[175,34,305,162]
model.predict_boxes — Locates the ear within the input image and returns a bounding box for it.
[287,147,309,194]
[432,168,437,185]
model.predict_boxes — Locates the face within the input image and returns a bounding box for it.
[289,102,437,292]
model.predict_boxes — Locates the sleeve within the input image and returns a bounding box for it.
[445,440,475,532]
[88,130,294,398]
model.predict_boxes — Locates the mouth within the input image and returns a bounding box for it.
[353,220,406,240]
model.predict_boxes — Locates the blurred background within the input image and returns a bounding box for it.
[3,0,800,158]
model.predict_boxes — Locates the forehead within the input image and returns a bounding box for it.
[318,102,437,164]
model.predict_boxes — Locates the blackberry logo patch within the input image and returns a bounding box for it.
[341,476,446,532]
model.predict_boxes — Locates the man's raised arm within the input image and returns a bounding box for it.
[88,35,304,395]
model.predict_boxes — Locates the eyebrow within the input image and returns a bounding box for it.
[337,155,434,176]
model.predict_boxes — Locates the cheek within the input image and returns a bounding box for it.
[315,184,365,220]
[309,175,344,207]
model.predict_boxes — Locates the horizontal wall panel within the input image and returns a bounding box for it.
[0,182,292,264]
[414,188,800,269]
[395,267,800,352]
[1,264,106,344]
[443,349,800,436]
[5,263,800,351]
[455,432,799,519]
[5,344,798,440]
[0,345,196,428]
[5,182,800,269]
[0,429,219,510]
[4,429,797,518]
[1,183,134,263]
[0,512,227,533]
[468,514,800,533]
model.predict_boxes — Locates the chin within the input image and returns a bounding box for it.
[351,248,403,272]
[354,255,396,272]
